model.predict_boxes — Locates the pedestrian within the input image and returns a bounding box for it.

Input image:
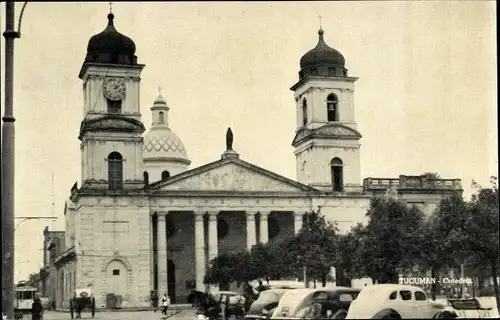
[151,290,159,312]
[161,293,171,315]
[31,295,44,320]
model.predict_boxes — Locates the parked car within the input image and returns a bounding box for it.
[271,287,360,320]
[246,288,290,320]
[447,298,498,319]
[346,284,456,319]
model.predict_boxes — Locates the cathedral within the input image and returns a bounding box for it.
[46,12,462,308]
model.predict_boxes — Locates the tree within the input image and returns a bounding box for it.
[285,210,339,286]
[464,177,499,308]
[204,250,250,289]
[246,243,278,281]
[417,193,469,299]
[353,195,426,283]
[423,172,441,180]
[335,223,365,286]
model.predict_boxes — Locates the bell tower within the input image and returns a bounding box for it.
[78,13,146,190]
[291,28,362,192]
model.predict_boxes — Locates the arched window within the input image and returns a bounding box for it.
[159,111,164,124]
[107,99,122,114]
[162,170,170,180]
[327,94,339,122]
[302,98,308,126]
[331,157,343,192]
[143,171,149,185]
[108,152,123,190]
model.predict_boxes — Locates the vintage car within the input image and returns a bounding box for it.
[345,284,458,319]
[270,287,360,320]
[447,298,499,319]
[69,288,95,319]
[246,288,291,320]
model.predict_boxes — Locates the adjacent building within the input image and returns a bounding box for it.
[48,12,462,308]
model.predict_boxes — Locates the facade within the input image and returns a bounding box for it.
[50,13,462,309]
[41,227,66,304]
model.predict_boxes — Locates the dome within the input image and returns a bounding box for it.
[84,13,138,65]
[298,28,347,79]
[143,91,190,166]
[143,128,190,164]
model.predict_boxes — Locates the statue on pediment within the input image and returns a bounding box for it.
[226,127,233,150]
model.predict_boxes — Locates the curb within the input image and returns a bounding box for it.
[52,305,194,313]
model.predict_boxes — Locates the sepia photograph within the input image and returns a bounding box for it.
[1,1,497,319]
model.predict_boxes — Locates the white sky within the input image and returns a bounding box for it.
[0,1,497,282]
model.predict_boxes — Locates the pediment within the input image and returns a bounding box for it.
[292,123,361,146]
[152,158,317,193]
[79,116,145,139]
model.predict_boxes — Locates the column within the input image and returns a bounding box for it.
[259,212,269,244]
[207,211,219,261]
[194,212,206,292]
[246,211,257,250]
[294,211,305,234]
[157,214,168,296]
[149,214,154,291]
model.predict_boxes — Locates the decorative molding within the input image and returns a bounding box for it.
[292,123,362,146]
[86,75,106,81]
[131,77,141,82]
[78,116,146,140]
[343,146,359,152]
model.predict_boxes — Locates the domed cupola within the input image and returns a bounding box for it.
[298,28,347,80]
[143,88,191,182]
[84,13,138,66]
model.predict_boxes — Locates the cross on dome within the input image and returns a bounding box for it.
[109,2,113,14]
[158,86,163,96]
[318,14,323,29]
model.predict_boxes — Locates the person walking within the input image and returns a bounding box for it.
[151,290,159,312]
[161,293,171,315]
[31,295,44,320]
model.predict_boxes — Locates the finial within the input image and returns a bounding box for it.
[317,14,324,39]
[226,127,233,151]
[109,2,113,14]
[158,86,163,96]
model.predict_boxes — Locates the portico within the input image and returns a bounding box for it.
[152,208,306,294]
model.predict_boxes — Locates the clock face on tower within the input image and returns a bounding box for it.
[102,77,126,101]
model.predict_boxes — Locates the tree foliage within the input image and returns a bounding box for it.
[205,177,499,297]
[352,195,426,283]
[205,211,339,287]
[287,211,339,285]
[465,177,499,306]
[416,193,469,298]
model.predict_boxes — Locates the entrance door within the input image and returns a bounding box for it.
[106,260,127,296]
[167,260,176,303]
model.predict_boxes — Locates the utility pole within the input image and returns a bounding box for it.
[2,2,27,318]
[2,2,19,318]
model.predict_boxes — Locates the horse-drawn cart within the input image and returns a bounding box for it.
[69,288,96,319]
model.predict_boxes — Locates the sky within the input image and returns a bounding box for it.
[0,1,497,282]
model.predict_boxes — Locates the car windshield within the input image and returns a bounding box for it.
[258,291,282,302]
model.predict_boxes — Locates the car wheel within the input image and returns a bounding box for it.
[332,310,348,319]
[433,311,458,319]
[372,310,401,319]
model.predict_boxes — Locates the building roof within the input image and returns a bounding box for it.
[298,28,347,79]
[83,13,138,66]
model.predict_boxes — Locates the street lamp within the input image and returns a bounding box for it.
[2,2,28,319]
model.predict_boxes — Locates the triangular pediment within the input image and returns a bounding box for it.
[292,123,362,146]
[151,158,318,193]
